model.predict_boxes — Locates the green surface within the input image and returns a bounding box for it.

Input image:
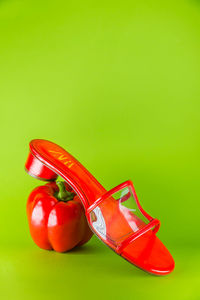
[0,0,200,299]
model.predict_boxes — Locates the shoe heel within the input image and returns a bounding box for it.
[25,152,58,181]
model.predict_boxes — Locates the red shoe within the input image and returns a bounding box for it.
[25,139,175,275]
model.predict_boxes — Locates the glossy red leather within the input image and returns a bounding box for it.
[25,139,175,275]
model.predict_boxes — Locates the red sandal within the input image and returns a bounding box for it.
[25,139,175,275]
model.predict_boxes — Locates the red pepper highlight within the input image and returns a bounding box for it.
[26,181,93,252]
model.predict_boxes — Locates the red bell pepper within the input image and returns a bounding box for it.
[26,181,93,252]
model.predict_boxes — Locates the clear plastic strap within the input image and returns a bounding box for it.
[116,219,160,255]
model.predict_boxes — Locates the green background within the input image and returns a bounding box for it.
[0,0,199,299]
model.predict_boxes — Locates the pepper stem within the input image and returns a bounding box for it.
[56,181,75,202]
